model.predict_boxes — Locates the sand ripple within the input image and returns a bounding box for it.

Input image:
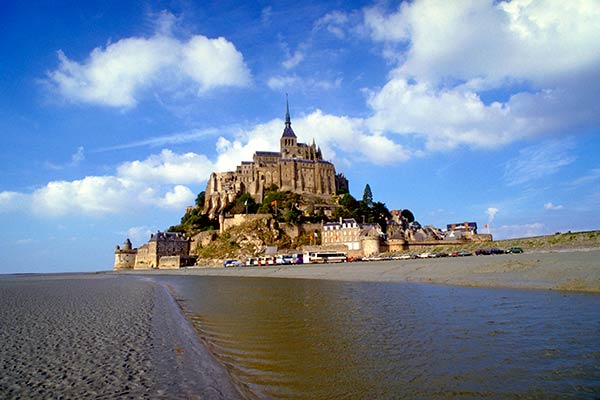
[0,274,242,399]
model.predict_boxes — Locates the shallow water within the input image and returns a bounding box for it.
[158,276,600,399]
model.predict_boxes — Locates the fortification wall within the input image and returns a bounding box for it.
[473,234,493,242]
[113,251,136,270]
[134,246,156,269]
[158,256,181,269]
[222,214,272,231]
[362,237,381,257]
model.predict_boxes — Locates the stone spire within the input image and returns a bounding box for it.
[285,93,291,126]
[282,94,296,138]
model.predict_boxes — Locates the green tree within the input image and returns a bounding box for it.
[195,191,205,207]
[284,207,301,223]
[225,193,259,214]
[370,201,392,232]
[167,207,218,234]
[362,184,373,207]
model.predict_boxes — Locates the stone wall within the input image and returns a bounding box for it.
[473,234,493,242]
[134,245,154,269]
[113,250,136,270]
[158,256,181,269]
[361,237,381,257]
[222,214,272,232]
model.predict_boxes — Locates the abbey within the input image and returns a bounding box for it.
[203,99,348,218]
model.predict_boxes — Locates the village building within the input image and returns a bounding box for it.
[445,222,478,238]
[321,218,385,257]
[203,98,348,218]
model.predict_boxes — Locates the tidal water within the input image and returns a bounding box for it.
[158,276,600,399]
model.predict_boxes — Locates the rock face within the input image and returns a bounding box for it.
[195,216,289,264]
[203,99,348,219]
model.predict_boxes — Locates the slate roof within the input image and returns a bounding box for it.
[255,151,281,157]
[282,125,296,137]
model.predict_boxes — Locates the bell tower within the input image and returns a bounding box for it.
[280,94,297,156]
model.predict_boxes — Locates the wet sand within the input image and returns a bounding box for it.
[0,274,242,399]
[125,249,600,293]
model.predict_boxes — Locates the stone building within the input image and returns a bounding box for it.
[321,218,385,257]
[113,231,195,270]
[113,239,137,270]
[322,218,362,250]
[204,99,348,218]
[445,222,478,239]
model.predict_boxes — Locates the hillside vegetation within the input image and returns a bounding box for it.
[168,184,392,237]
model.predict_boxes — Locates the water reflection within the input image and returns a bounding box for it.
[159,276,600,399]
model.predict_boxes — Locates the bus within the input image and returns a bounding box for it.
[305,251,347,264]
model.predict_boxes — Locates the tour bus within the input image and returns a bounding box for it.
[305,251,347,264]
[257,256,276,266]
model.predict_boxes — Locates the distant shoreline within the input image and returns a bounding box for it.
[117,248,600,294]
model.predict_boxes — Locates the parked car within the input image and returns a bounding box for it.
[224,259,243,267]
[457,251,473,257]
[490,248,504,255]
[475,248,491,256]
[505,247,524,254]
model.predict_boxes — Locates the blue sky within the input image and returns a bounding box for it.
[1,0,599,273]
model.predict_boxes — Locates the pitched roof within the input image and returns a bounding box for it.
[255,151,281,157]
[282,125,296,138]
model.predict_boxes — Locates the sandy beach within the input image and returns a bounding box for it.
[122,248,600,293]
[0,274,242,399]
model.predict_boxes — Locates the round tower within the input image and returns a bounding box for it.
[113,238,136,270]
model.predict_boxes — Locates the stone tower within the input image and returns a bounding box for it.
[280,95,298,157]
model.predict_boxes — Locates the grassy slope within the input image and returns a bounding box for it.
[419,230,600,254]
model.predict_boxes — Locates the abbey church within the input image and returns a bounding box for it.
[203,99,348,218]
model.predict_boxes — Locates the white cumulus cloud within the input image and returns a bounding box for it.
[212,110,410,171]
[159,185,195,209]
[117,149,215,184]
[365,0,600,84]
[1,148,214,217]
[363,0,600,150]
[47,13,250,107]
[31,176,134,216]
